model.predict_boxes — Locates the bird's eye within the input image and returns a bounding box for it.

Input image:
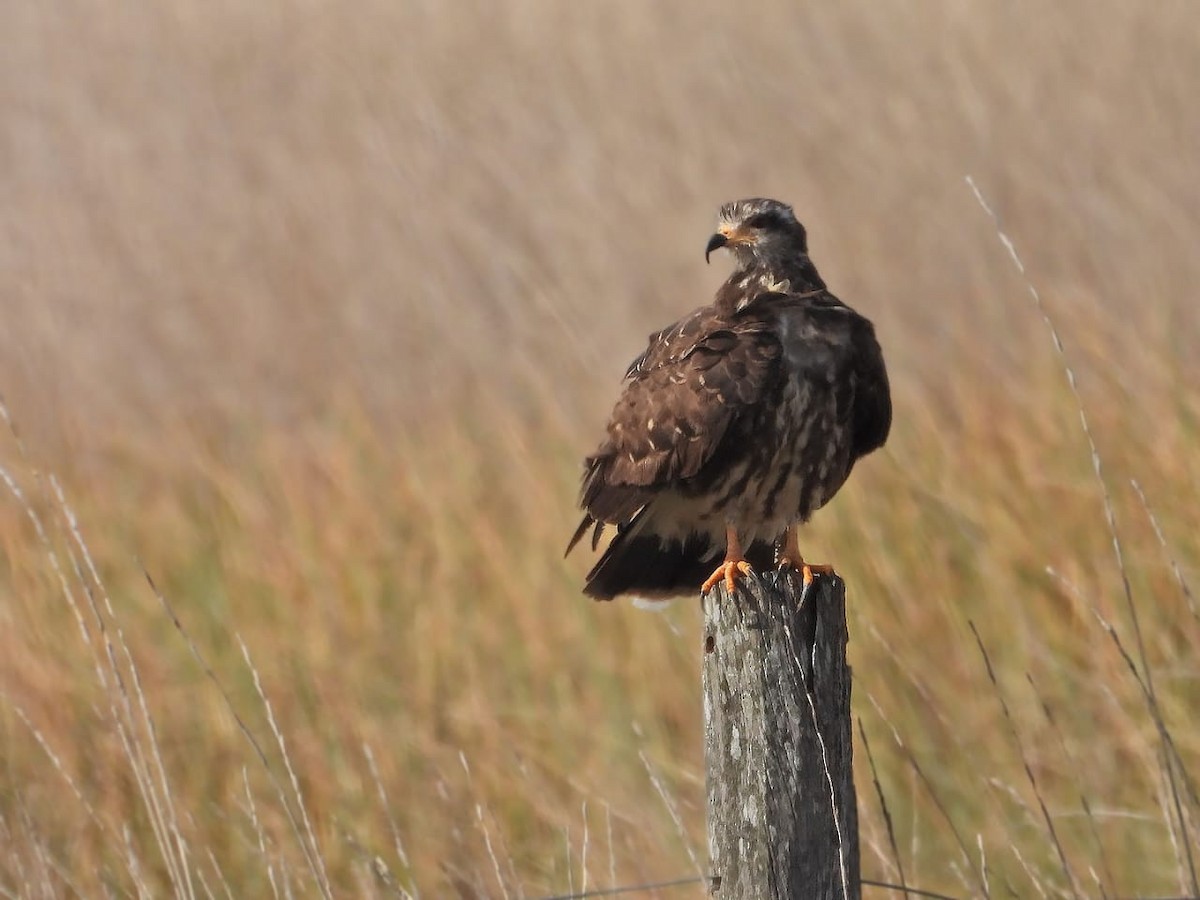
[745,212,775,229]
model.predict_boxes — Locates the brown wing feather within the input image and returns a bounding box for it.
[850,317,891,458]
[568,304,780,548]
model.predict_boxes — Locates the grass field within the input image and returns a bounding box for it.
[3,2,1199,897]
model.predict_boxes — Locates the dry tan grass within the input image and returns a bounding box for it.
[2,1,1199,896]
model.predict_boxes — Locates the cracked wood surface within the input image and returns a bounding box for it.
[702,571,860,900]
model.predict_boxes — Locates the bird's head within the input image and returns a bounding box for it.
[705,198,808,268]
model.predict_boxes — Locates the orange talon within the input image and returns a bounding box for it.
[800,562,837,586]
[702,559,755,594]
[701,524,756,595]
[777,525,836,586]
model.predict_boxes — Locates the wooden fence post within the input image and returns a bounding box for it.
[702,571,860,899]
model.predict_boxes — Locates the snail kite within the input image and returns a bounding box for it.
[567,198,891,600]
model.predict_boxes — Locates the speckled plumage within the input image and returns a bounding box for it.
[568,199,891,600]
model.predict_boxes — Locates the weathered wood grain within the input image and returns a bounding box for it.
[702,571,859,900]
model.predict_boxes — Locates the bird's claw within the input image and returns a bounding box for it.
[702,559,755,595]
[777,557,836,602]
[785,560,836,586]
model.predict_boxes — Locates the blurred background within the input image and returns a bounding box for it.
[2,1,1198,896]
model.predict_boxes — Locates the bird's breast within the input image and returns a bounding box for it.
[706,375,851,542]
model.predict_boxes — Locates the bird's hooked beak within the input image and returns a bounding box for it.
[704,233,727,264]
[705,223,752,263]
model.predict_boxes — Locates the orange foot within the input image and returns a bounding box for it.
[701,558,755,594]
[701,524,755,595]
[777,526,836,587]
[782,560,837,588]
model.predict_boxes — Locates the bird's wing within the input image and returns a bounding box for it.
[777,292,892,462]
[566,305,780,553]
[849,315,892,458]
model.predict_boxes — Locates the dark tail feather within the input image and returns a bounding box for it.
[565,515,595,557]
[583,517,774,601]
